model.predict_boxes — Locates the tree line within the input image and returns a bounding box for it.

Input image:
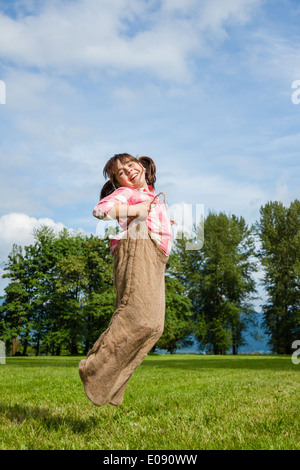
[0,199,299,356]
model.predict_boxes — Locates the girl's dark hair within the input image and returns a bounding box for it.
[100,180,115,200]
[99,153,156,200]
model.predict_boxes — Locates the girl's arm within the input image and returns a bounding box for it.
[93,201,152,221]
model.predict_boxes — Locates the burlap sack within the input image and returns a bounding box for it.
[78,220,168,406]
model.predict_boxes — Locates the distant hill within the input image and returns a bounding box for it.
[157,314,271,355]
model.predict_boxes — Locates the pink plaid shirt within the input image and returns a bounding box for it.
[93,185,172,256]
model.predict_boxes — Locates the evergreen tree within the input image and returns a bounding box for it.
[156,273,193,354]
[0,244,30,355]
[0,226,114,356]
[255,200,300,354]
[80,234,115,354]
[173,211,258,354]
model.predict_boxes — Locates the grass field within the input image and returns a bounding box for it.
[0,354,299,450]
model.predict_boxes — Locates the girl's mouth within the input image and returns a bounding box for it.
[130,173,138,181]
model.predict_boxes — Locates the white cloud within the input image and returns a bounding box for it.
[200,0,260,30]
[0,213,69,294]
[244,30,300,84]
[3,67,77,112]
[164,169,269,226]
[1,0,297,255]
[0,0,261,81]
[0,212,65,263]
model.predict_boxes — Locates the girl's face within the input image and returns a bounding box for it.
[115,159,148,190]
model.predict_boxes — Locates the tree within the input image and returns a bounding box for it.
[23,226,59,355]
[255,200,300,354]
[173,211,258,354]
[0,244,32,355]
[79,235,115,354]
[156,273,193,354]
[0,226,114,356]
[54,232,115,354]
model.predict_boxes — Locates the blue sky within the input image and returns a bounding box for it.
[0,0,300,303]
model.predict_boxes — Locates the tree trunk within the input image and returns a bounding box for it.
[213,344,222,355]
[71,342,78,355]
[12,337,19,355]
[35,338,40,356]
[84,339,90,355]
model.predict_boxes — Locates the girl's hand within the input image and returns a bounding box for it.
[128,201,153,220]
[105,200,155,221]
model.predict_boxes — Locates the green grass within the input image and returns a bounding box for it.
[0,355,299,450]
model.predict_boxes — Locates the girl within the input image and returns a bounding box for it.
[79,153,173,406]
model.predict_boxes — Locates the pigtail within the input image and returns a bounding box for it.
[100,180,116,200]
[138,156,156,189]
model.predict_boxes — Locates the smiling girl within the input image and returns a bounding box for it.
[79,153,173,406]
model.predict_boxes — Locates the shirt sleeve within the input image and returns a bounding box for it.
[93,187,132,220]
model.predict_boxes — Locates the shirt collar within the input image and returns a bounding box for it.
[137,185,154,193]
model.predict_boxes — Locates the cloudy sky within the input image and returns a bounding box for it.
[0,0,299,298]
